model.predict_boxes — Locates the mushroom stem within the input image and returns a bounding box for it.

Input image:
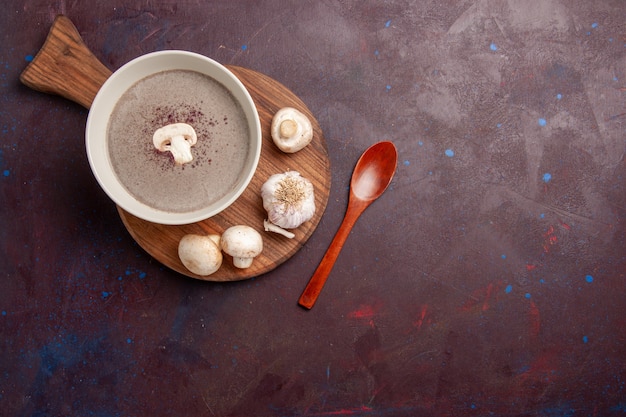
[168,134,194,164]
[233,256,254,269]
[279,119,298,138]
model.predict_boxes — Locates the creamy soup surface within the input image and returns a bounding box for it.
[107,69,250,213]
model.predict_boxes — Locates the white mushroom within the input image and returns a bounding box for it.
[153,122,198,164]
[270,107,313,153]
[178,234,222,276]
[221,225,263,269]
[261,171,315,230]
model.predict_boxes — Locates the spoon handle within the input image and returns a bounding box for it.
[20,15,112,109]
[298,199,368,309]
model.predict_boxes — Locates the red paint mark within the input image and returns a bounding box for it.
[348,305,374,319]
[542,225,558,253]
[558,219,571,230]
[528,300,540,337]
[359,38,369,53]
[413,305,429,329]
[483,283,495,311]
[459,281,503,313]
[526,264,537,271]
[519,349,558,384]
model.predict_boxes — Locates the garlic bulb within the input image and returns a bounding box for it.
[261,171,315,229]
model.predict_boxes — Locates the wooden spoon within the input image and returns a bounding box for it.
[298,141,398,309]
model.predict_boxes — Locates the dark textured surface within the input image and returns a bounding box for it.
[1,1,625,416]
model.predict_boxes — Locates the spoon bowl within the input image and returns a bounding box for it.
[298,141,397,309]
[351,143,398,200]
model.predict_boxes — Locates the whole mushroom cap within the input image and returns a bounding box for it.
[221,225,263,269]
[178,234,222,276]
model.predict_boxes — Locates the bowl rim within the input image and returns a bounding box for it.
[86,50,262,225]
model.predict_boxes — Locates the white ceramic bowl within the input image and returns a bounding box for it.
[86,51,262,225]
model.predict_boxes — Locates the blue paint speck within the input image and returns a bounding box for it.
[490,43,498,51]
[1,311,6,316]
[385,19,392,28]
[525,293,532,299]
[25,55,33,62]
[556,93,562,100]
[585,275,594,283]
[418,140,423,146]
[591,22,598,29]
[2,170,9,177]
[583,335,589,343]
[241,44,248,51]
[505,285,513,294]
[139,271,147,279]
[496,123,502,128]
[543,173,552,183]
[374,49,379,56]
[101,291,110,299]
[126,338,133,344]
[444,149,455,157]
[540,213,545,219]
[403,160,410,166]
[538,118,547,126]
[501,254,507,260]
[385,85,391,91]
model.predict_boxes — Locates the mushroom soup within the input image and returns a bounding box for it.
[107,69,250,213]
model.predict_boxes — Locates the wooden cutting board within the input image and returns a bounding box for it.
[20,15,331,281]
[118,67,331,281]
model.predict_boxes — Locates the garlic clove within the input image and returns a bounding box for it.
[263,219,296,239]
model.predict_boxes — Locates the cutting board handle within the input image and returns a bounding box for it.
[20,15,112,109]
